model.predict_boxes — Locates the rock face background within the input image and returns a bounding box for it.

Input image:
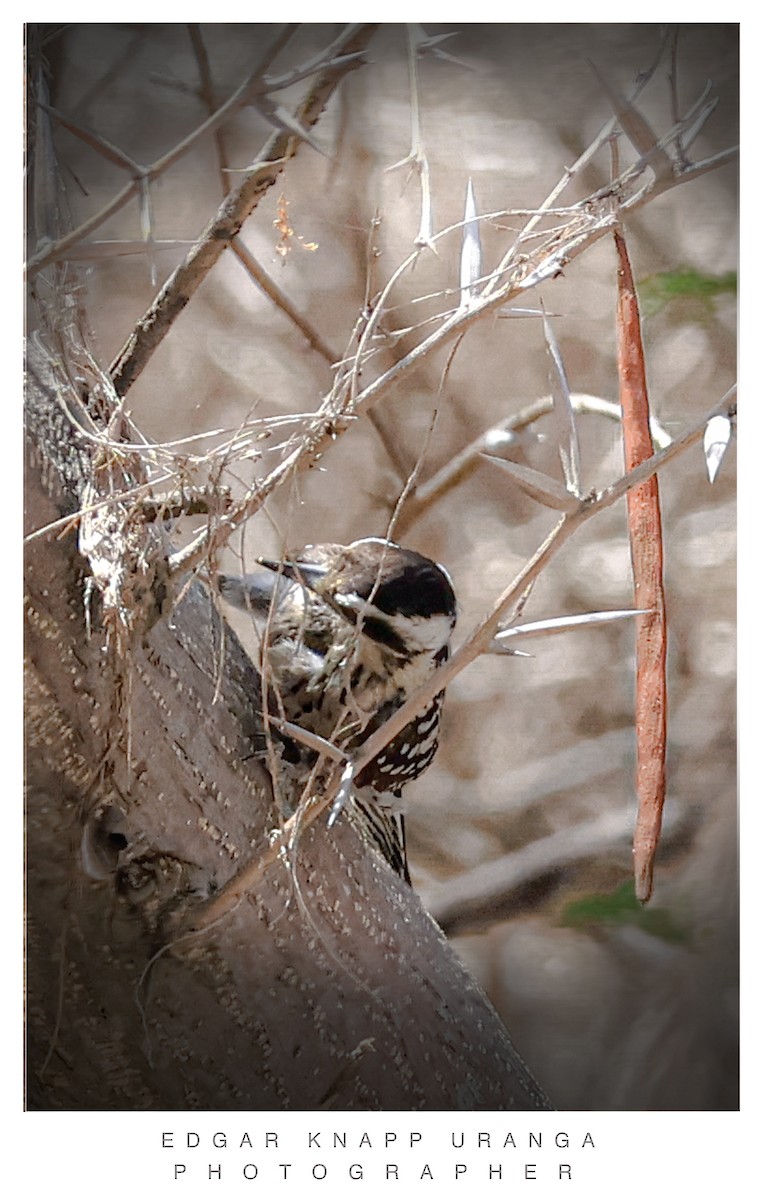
[29,23,737,1110]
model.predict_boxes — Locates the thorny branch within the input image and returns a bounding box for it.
[185,386,735,933]
[180,38,733,574]
[166,120,735,583]
[108,24,376,398]
[28,26,736,929]
[28,27,735,588]
[398,392,673,532]
[185,25,338,368]
[350,390,736,792]
[386,25,438,250]
[27,25,302,276]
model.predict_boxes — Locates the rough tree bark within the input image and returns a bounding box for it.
[24,343,551,1111]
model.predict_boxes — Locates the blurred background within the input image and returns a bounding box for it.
[28,23,738,1110]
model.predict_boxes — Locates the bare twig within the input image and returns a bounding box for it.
[387,25,437,250]
[36,102,143,174]
[351,389,734,788]
[49,31,734,667]
[358,212,419,482]
[188,30,338,372]
[187,23,231,197]
[108,25,377,399]
[166,126,733,579]
[487,29,673,289]
[49,239,195,261]
[185,384,734,932]
[27,25,302,277]
[590,60,675,180]
[231,238,337,364]
[401,392,672,528]
[668,27,691,170]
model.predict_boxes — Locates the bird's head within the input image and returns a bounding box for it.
[257,537,456,660]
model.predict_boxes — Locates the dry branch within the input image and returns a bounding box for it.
[172,124,735,575]
[27,26,302,277]
[109,24,377,398]
[349,391,734,800]
[183,383,734,937]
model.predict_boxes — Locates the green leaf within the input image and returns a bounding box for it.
[560,881,687,943]
[638,267,737,317]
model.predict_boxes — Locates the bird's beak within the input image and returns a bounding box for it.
[217,568,293,612]
[257,556,329,595]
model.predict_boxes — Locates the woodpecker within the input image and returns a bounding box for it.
[217,537,457,882]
